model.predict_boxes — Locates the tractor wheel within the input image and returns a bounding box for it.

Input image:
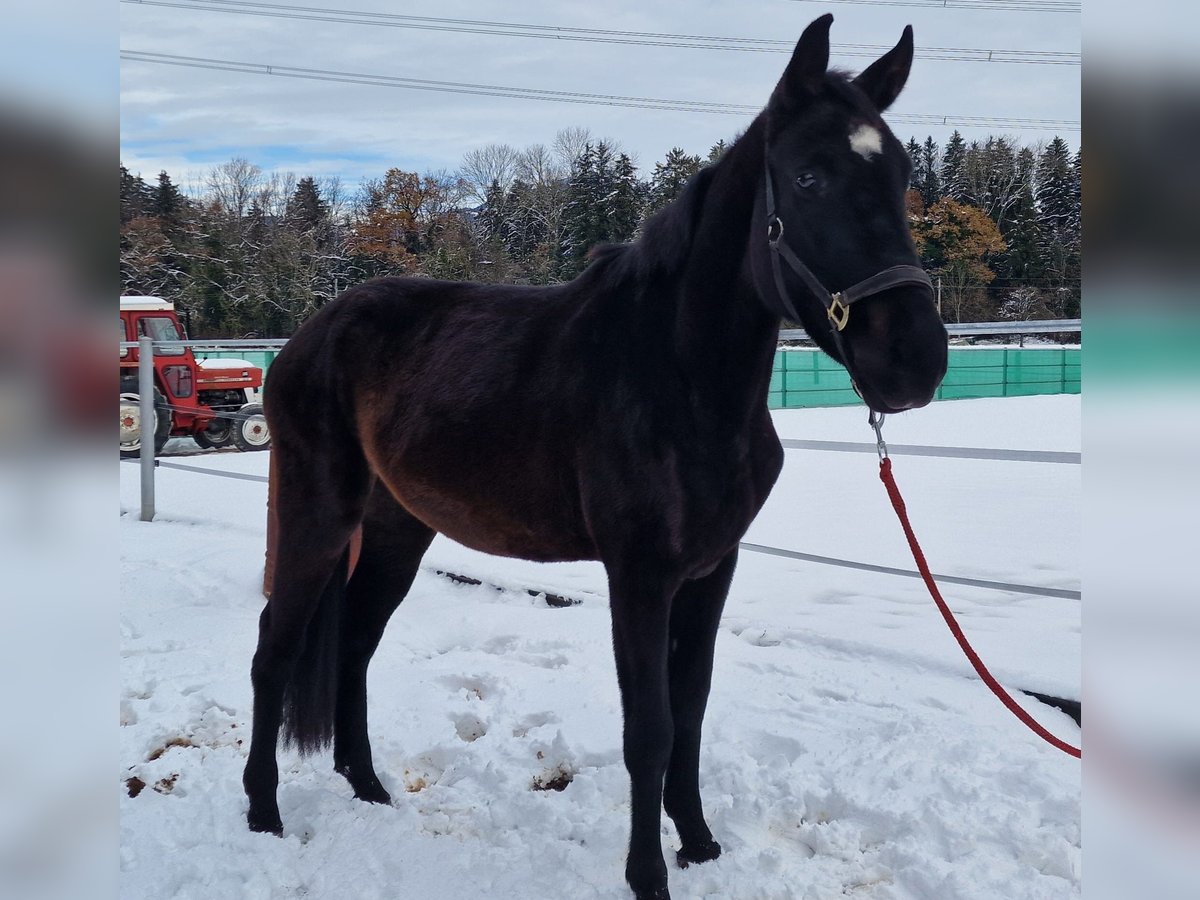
[120,388,171,458]
[231,402,271,452]
[194,417,234,450]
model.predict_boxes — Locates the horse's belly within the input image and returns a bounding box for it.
[381,476,597,563]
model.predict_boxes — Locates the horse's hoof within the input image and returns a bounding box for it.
[337,763,392,805]
[354,784,392,805]
[676,839,722,868]
[633,888,670,900]
[247,810,283,836]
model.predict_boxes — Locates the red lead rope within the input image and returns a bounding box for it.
[878,457,1082,759]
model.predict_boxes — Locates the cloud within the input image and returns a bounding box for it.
[119,0,1079,185]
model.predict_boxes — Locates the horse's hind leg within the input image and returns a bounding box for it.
[663,548,738,868]
[243,441,370,835]
[334,485,434,802]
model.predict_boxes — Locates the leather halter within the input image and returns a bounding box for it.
[762,154,934,365]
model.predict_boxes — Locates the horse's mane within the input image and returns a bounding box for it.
[578,73,874,296]
[825,69,879,118]
[575,159,719,296]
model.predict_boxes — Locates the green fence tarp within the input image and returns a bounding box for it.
[769,346,1080,409]
[199,345,1080,410]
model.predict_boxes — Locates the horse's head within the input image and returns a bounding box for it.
[753,14,947,413]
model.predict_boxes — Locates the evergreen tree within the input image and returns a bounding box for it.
[558,141,629,276]
[940,131,968,203]
[920,137,941,204]
[904,137,922,190]
[559,143,599,277]
[609,153,643,243]
[120,165,153,225]
[477,179,507,244]
[152,171,187,232]
[1035,137,1080,316]
[647,147,702,215]
[996,146,1042,285]
[1069,148,1082,244]
[286,176,329,234]
[1036,137,1074,237]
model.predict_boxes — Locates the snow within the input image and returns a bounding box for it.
[120,395,1081,899]
[195,357,257,370]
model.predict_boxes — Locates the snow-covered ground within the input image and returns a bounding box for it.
[120,395,1081,899]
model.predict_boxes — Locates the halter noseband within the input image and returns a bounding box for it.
[762,153,934,363]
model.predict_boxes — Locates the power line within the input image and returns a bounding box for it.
[121,0,1080,66]
[119,50,1082,131]
[788,0,1080,12]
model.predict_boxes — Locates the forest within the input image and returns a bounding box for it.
[120,128,1080,338]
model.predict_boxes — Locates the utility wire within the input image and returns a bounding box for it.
[119,50,1082,131]
[788,0,1080,13]
[121,0,1080,66]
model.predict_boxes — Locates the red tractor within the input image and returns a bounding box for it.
[119,296,271,457]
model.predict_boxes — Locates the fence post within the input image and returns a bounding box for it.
[139,335,155,522]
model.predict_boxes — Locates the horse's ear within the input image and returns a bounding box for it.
[852,25,914,112]
[774,14,833,108]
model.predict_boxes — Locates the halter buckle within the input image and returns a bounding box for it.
[767,216,784,247]
[827,293,850,331]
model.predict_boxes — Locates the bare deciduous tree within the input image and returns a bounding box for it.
[516,143,564,187]
[319,176,349,223]
[458,143,520,204]
[206,158,262,220]
[553,127,593,168]
[256,171,297,220]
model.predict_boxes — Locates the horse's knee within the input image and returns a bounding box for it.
[624,721,673,775]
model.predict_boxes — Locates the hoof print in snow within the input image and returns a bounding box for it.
[512,712,559,738]
[153,774,179,795]
[438,674,492,701]
[527,589,580,608]
[146,736,195,761]
[453,714,488,742]
[532,766,574,792]
[436,570,482,587]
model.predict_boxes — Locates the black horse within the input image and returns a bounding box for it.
[243,15,948,899]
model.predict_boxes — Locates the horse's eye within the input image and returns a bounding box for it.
[795,173,816,189]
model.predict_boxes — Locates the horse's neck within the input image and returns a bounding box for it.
[674,120,780,418]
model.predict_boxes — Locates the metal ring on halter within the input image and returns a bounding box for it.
[767,216,784,246]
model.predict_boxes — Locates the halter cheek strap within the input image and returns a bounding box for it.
[762,156,934,361]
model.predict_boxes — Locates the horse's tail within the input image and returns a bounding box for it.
[280,547,348,754]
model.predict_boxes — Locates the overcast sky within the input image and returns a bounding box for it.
[119,0,1080,190]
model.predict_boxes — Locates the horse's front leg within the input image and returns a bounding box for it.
[663,548,738,867]
[607,563,681,900]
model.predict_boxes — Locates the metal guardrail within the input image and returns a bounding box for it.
[120,320,1082,353]
[779,318,1081,342]
[779,439,1080,465]
[119,338,290,350]
[122,443,1081,600]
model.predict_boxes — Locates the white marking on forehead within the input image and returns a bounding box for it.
[849,124,883,160]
